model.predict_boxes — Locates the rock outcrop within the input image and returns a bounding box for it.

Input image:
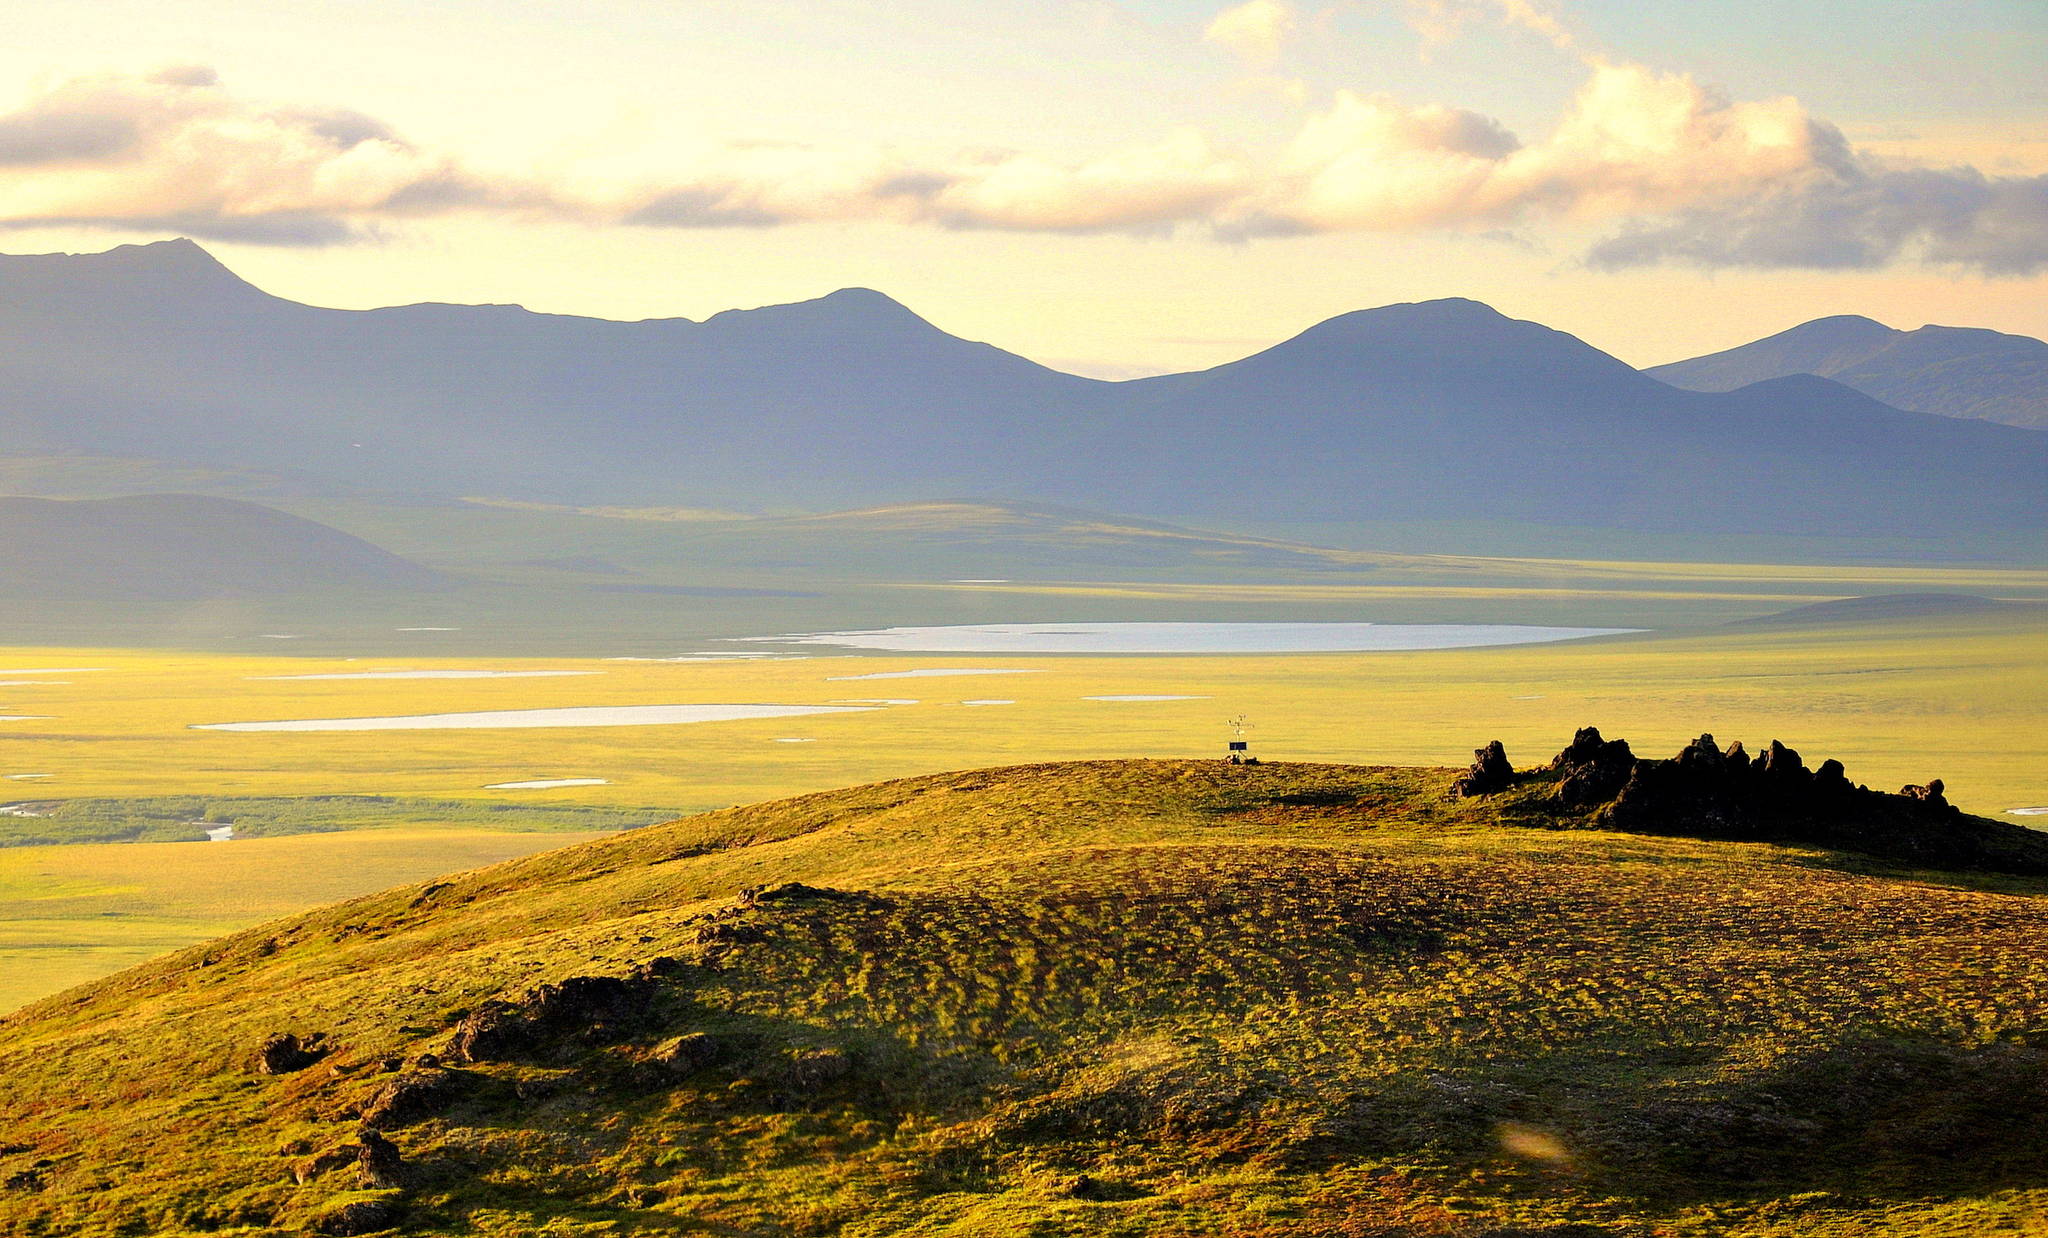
[254,1032,328,1075]
[449,974,662,1063]
[1453,727,2048,874]
[1449,741,1514,799]
[310,1197,401,1236]
[1547,727,1636,809]
[356,1128,405,1189]
[359,1067,470,1130]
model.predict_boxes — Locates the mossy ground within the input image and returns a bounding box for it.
[3,759,2045,1236]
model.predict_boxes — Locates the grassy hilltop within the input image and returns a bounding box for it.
[3,755,2047,1237]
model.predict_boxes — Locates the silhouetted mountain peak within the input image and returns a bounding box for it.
[1789,313,1895,339]
[1651,310,2048,429]
[1908,322,2048,352]
[0,237,266,306]
[1303,297,1511,336]
[706,286,936,338]
[77,238,255,288]
[1240,297,1640,388]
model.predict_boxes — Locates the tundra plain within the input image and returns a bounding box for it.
[3,553,2045,1012]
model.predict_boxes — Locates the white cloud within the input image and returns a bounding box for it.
[922,131,1251,233]
[1204,0,1298,68]
[0,70,515,244]
[1256,63,1853,233]
[1,63,2039,275]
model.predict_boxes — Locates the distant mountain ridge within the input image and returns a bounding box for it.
[1649,315,2048,430]
[0,241,2043,548]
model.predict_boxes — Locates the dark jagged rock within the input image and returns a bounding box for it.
[1548,727,1636,809]
[360,1067,469,1130]
[739,882,883,908]
[356,1128,405,1189]
[310,1196,401,1236]
[1493,726,2048,875]
[694,922,767,947]
[1901,779,1949,809]
[648,1033,722,1076]
[448,974,662,1063]
[1448,741,1513,799]
[254,1032,327,1075]
[1757,740,1809,785]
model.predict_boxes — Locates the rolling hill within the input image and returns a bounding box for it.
[1,241,2043,548]
[4,748,2046,1236]
[0,494,444,601]
[1649,314,2048,430]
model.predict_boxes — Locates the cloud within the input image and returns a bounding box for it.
[1,63,2040,276]
[0,69,520,243]
[1586,165,2048,276]
[617,133,1249,236]
[1256,63,1834,232]
[1204,0,1298,68]
[920,131,1250,233]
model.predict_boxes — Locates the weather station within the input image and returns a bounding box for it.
[1225,714,1255,764]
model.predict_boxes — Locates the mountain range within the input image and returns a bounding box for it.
[1651,314,2048,430]
[1,240,2043,545]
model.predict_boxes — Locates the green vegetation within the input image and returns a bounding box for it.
[0,795,666,847]
[3,758,2045,1235]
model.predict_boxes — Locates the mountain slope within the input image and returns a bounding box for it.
[1081,301,2047,537]
[2,243,2044,545]
[0,494,444,600]
[1650,315,2048,430]
[3,754,2046,1236]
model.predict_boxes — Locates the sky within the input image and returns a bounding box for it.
[0,0,2043,376]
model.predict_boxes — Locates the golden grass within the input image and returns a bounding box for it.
[0,829,608,1011]
[1,614,2042,815]
[2,760,2045,1236]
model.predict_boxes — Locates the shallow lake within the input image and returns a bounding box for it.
[194,704,871,733]
[763,621,1642,654]
[486,778,611,789]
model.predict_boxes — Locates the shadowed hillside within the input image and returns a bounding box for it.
[1650,314,2048,430]
[0,494,444,600]
[4,754,2047,1235]
[1734,591,2028,627]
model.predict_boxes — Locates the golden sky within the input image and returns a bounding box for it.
[1,0,2043,374]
